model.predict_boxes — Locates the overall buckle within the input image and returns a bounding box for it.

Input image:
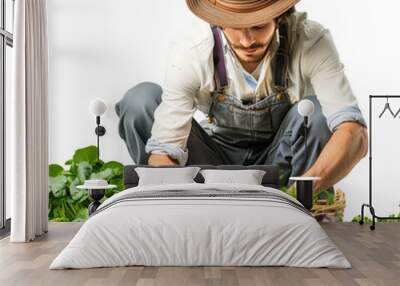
[273,85,286,101]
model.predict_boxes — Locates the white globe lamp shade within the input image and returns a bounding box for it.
[89,98,107,117]
[297,99,315,117]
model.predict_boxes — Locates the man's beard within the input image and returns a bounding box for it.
[224,36,269,63]
[233,46,268,63]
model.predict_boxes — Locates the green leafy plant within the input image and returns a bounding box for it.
[280,181,342,220]
[279,172,336,203]
[48,145,124,222]
[352,213,400,223]
[280,184,335,205]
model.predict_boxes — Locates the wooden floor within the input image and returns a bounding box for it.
[0,222,399,286]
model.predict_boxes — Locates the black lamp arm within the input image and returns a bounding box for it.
[304,116,308,160]
[94,116,106,162]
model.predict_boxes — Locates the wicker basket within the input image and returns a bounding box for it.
[311,189,346,222]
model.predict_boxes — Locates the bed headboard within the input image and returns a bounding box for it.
[123,165,280,189]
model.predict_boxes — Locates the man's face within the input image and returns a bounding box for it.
[221,20,277,64]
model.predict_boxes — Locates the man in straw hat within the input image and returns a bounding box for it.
[115,0,368,192]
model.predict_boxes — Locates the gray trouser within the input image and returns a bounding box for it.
[115,82,333,187]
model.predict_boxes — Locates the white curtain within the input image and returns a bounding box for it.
[10,0,49,242]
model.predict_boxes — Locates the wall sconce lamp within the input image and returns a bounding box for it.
[297,98,315,161]
[89,98,107,161]
[289,99,320,211]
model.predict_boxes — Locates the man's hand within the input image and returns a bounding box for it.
[148,154,179,166]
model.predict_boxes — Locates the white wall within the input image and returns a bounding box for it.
[48,0,400,221]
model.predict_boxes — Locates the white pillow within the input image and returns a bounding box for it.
[200,169,266,185]
[135,167,201,186]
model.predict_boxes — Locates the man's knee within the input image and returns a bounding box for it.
[115,81,162,117]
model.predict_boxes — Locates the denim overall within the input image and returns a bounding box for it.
[201,19,293,164]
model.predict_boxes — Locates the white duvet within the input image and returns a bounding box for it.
[50,183,351,269]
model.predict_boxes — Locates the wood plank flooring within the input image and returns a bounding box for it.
[0,222,399,286]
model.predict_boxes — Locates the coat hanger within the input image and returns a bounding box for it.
[394,106,400,118]
[379,97,396,118]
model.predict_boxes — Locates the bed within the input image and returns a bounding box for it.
[49,165,351,269]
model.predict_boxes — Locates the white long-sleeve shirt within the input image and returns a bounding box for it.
[145,11,366,166]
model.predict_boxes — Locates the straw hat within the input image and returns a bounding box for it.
[185,0,301,28]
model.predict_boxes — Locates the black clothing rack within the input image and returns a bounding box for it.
[360,95,400,230]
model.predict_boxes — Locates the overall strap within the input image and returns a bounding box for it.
[211,25,229,92]
[273,19,290,94]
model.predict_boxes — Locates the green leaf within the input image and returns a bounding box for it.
[50,199,68,221]
[77,193,90,204]
[109,177,124,191]
[92,160,105,172]
[326,191,335,205]
[68,163,78,176]
[313,190,323,202]
[77,161,93,182]
[90,168,114,181]
[100,161,124,176]
[64,159,73,165]
[48,175,67,198]
[352,215,372,223]
[69,176,87,202]
[63,199,78,220]
[63,170,74,176]
[73,145,99,165]
[280,184,296,199]
[73,208,88,222]
[49,164,64,177]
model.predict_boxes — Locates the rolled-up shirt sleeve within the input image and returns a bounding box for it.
[145,42,200,166]
[302,27,367,132]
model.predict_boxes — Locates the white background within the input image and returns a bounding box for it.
[46,0,400,221]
